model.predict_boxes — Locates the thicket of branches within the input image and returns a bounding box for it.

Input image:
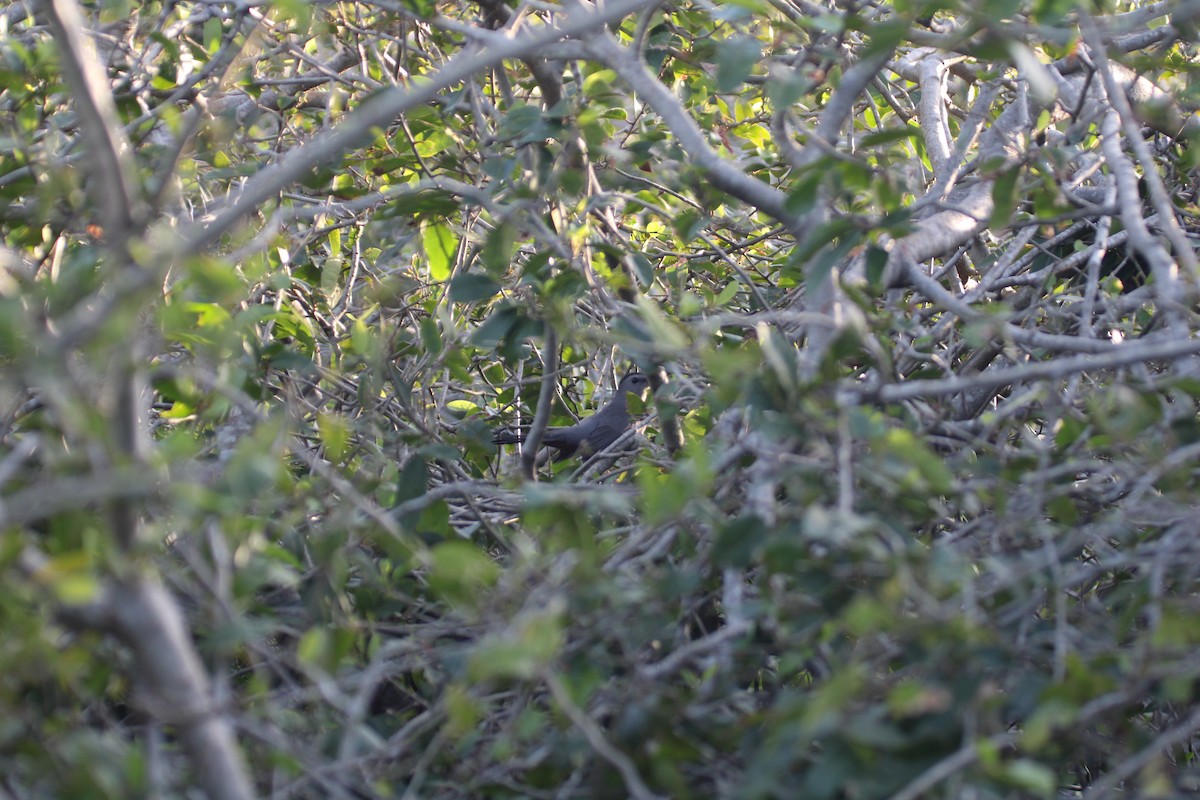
[2,0,1200,797]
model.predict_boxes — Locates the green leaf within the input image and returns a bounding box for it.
[715,36,761,92]
[396,455,429,507]
[712,514,767,568]
[422,222,459,282]
[880,428,955,495]
[468,602,565,681]
[765,67,811,108]
[713,281,740,307]
[996,759,1056,796]
[384,189,460,217]
[446,399,480,419]
[1007,41,1057,106]
[203,16,223,54]
[989,166,1021,229]
[449,272,500,303]
[633,295,690,350]
[630,253,655,285]
[33,552,99,604]
[471,304,519,347]
[712,0,767,17]
[671,209,704,242]
[785,167,827,216]
[427,541,500,608]
[296,627,356,674]
[410,320,438,361]
[272,0,314,24]
[864,244,889,291]
[861,18,909,58]
[416,499,452,540]
[444,683,484,737]
[481,222,516,274]
[582,68,618,97]
[317,413,350,462]
[496,104,544,143]
[859,125,921,148]
[1151,602,1200,648]
[400,0,436,18]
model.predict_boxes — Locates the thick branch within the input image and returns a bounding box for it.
[863,334,1200,404]
[583,32,799,233]
[41,0,142,238]
[1082,19,1200,286]
[798,45,897,168]
[53,576,256,800]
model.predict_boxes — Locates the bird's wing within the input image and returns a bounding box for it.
[543,422,585,460]
[576,404,633,456]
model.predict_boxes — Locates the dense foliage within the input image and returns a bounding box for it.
[2,0,1200,797]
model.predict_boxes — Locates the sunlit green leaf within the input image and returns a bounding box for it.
[422,222,458,282]
[467,602,564,681]
[317,413,350,462]
[428,541,500,609]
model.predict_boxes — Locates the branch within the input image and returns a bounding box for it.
[886,733,1018,800]
[798,45,897,168]
[873,33,1187,286]
[1081,18,1200,287]
[917,53,953,178]
[40,0,142,239]
[542,669,665,800]
[862,334,1200,404]
[0,470,157,528]
[583,31,799,233]
[521,326,559,481]
[1098,110,1185,313]
[112,580,256,800]
[885,87,1032,272]
[636,620,751,681]
[28,556,256,800]
[1081,704,1200,798]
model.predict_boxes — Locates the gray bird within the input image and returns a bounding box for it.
[493,373,651,461]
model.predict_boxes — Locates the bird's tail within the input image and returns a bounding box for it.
[492,430,526,445]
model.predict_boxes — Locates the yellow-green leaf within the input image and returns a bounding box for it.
[422,222,459,282]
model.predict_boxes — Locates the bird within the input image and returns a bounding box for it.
[492,373,652,461]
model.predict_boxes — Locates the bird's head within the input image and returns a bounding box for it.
[618,372,652,401]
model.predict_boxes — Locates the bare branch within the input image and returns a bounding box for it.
[799,46,898,168]
[45,573,256,800]
[40,0,142,239]
[583,31,799,232]
[917,53,953,178]
[864,334,1200,404]
[543,670,665,800]
[1081,17,1200,286]
[521,325,559,480]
